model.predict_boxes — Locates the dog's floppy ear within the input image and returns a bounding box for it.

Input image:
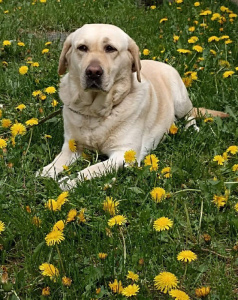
[58,33,73,75]
[128,38,141,82]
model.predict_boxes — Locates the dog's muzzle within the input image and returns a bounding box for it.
[85,62,104,90]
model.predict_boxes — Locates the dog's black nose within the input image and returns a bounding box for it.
[86,64,103,79]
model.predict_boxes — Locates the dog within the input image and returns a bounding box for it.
[37,24,228,189]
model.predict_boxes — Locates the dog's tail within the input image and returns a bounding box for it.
[192,107,229,119]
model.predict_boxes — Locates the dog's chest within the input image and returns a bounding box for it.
[65,110,118,152]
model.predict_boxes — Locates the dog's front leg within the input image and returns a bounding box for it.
[59,153,125,190]
[37,142,80,179]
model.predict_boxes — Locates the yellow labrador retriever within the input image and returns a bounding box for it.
[38,24,227,189]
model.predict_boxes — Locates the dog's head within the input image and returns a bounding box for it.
[58,24,141,92]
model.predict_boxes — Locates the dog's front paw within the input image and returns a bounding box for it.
[58,176,77,191]
[36,165,57,179]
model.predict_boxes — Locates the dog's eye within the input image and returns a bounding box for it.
[77,45,88,52]
[105,45,117,53]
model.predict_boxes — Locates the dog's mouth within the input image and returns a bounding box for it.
[85,79,106,92]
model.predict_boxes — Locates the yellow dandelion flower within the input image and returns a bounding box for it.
[208,36,220,42]
[182,77,193,88]
[225,39,232,45]
[124,149,137,164]
[32,62,39,67]
[143,49,150,55]
[126,271,139,282]
[173,35,180,42]
[212,194,228,208]
[40,93,47,101]
[1,119,12,128]
[223,71,234,78]
[25,118,38,126]
[57,191,69,208]
[213,155,225,165]
[150,5,156,9]
[193,45,204,53]
[200,10,212,16]
[45,42,52,46]
[184,71,198,81]
[3,40,11,46]
[122,284,140,297]
[109,279,123,294]
[51,99,58,107]
[210,49,217,55]
[204,117,213,123]
[220,35,229,40]
[169,289,190,300]
[44,134,52,139]
[177,250,197,262]
[153,217,173,232]
[26,206,31,213]
[0,109,2,118]
[188,36,198,43]
[98,252,108,259]
[45,86,56,94]
[19,66,28,75]
[160,18,168,23]
[195,286,210,297]
[39,263,59,280]
[42,48,49,54]
[219,60,230,67]
[232,164,238,172]
[62,276,72,286]
[10,123,26,136]
[45,229,65,246]
[32,216,42,227]
[154,271,178,293]
[66,209,77,223]
[17,42,25,47]
[234,203,238,212]
[194,2,200,6]
[220,6,229,12]
[0,139,7,149]
[103,196,119,216]
[169,123,178,134]
[177,49,192,54]
[42,287,50,296]
[15,104,26,111]
[108,215,127,227]
[53,220,65,231]
[68,139,77,152]
[222,151,228,161]
[45,199,59,211]
[161,167,171,178]
[0,221,5,234]
[150,187,166,203]
[211,13,221,21]
[229,13,237,18]
[78,208,86,223]
[32,90,42,97]
[144,154,159,171]
[188,26,195,32]
[226,145,238,155]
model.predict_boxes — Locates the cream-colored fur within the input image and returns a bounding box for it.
[37,24,199,189]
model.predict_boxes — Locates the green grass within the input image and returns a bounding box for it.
[0,0,238,299]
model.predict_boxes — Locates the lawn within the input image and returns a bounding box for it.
[0,0,238,299]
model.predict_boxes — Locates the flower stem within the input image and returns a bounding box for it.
[56,244,65,275]
[119,227,126,266]
[24,127,33,156]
